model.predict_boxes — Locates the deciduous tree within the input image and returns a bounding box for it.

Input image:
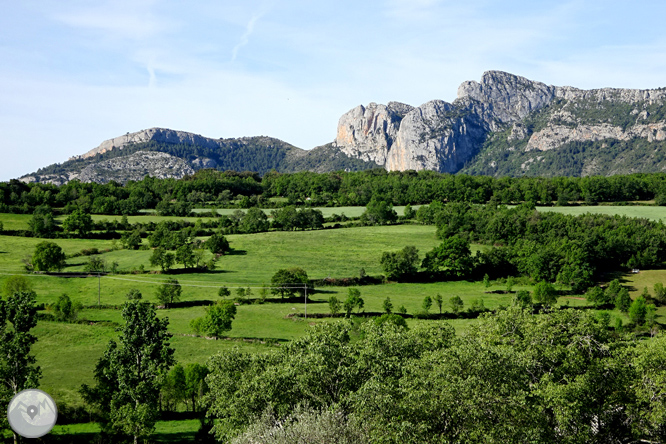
[0,291,41,441]
[32,241,66,272]
[155,278,182,307]
[81,301,174,443]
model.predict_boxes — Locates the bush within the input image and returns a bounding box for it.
[51,294,82,322]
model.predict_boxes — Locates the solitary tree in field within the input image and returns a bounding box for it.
[190,301,237,339]
[155,278,182,307]
[218,286,231,299]
[422,295,433,313]
[205,233,230,255]
[383,297,393,314]
[126,289,142,300]
[32,241,66,272]
[328,296,341,315]
[270,268,311,299]
[450,295,464,314]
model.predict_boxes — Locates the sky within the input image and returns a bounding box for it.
[2,0,666,181]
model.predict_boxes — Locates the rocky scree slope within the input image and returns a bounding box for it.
[335,71,666,176]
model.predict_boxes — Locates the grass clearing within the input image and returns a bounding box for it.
[536,205,666,222]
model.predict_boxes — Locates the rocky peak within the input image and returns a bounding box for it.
[72,127,222,160]
[456,70,557,130]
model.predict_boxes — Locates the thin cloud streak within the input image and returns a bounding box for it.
[232,14,261,62]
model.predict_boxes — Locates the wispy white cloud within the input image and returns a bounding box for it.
[232,14,262,62]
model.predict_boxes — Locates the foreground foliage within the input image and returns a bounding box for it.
[206,309,666,443]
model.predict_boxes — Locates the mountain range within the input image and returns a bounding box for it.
[19,71,666,184]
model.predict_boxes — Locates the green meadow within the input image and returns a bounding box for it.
[1,205,663,429]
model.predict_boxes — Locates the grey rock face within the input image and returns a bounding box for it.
[78,151,195,183]
[387,100,485,172]
[191,157,218,170]
[72,128,222,160]
[456,71,556,130]
[335,102,413,165]
[335,70,666,174]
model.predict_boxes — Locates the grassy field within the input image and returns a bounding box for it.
[1,208,663,441]
[536,205,666,222]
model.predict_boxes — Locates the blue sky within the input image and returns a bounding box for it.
[2,0,666,181]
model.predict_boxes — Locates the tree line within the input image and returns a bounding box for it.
[5,169,666,215]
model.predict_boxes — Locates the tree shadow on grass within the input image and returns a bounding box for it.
[152,431,198,443]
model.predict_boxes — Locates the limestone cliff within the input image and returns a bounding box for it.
[335,71,666,176]
[335,102,413,165]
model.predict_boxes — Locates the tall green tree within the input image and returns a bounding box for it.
[190,301,236,339]
[421,235,474,276]
[533,281,558,307]
[32,241,66,272]
[449,295,464,314]
[81,301,174,444]
[240,207,269,233]
[616,288,632,312]
[344,288,364,316]
[150,247,175,272]
[328,296,341,315]
[0,291,41,441]
[205,233,230,255]
[270,268,311,299]
[28,205,57,238]
[629,296,648,325]
[155,278,182,307]
[175,243,195,269]
[62,209,94,237]
[360,198,398,225]
[184,363,209,413]
[380,246,420,280]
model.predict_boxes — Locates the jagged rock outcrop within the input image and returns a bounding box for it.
[72,128,222,160]
[335,102,413,165]
[386,100,486,172]
[526,123,666,152]
[456,71,557,130]
[335,70,666,175]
